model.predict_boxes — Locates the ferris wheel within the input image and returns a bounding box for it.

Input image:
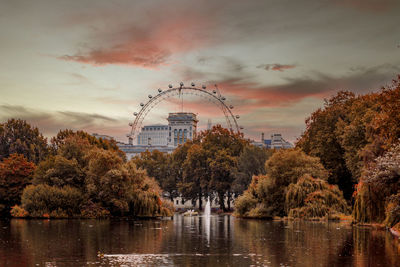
[127,82,243,144]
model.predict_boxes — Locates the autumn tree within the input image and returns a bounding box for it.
[51,129,126,160]
[0,119,49,164]
[232,145,273,195]
[353,143,400,226]
[179,125,247,210]
[180,143,209,210]
[0,154,35,215]
[235,149,329,218]
[297,91,356,199]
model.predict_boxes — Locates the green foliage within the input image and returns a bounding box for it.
[235,149,330,218]
[21,184,83,218]
[0,119,49,164]
[0,154,35,215]
[234,191,259,217]
[33,155,85,189]
[131,150,177,199]
[180,125,247,210]
[133,125,248,211]
[232,145,273,195]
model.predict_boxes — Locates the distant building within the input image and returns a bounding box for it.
[167,112,198,146]
[252,132,293,149]
[137,124,168,146]
[117,112,199,159]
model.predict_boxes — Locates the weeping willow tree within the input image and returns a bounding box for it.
[285,174,350,219]
[234,149,336,219]
[353,143,400,227]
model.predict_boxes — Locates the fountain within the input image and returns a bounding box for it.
[204,197,211,218]
[204,197,211,245]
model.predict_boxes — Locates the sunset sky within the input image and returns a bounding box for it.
[1,0,399,143]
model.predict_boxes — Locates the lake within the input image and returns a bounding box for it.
[1,215,399,266]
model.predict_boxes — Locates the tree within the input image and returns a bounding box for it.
[297,91,356,199]
[209,149,237,211]
[32,155,85,189]
[353,142,400,226]
[285,174,350,219]
[235,149,329,218]
[0,154,35,215]
[180,143,210,210]
[178,125,247,210]
[232,145,273,195]
[51,129,126,160]
[0,119,49,164]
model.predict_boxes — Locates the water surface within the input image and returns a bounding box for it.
[0,215,399,266]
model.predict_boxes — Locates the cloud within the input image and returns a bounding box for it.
[57,4,217,68]
[0,105,128,141]
[177,62,400,114]
[59,46,171,68]
[257,64,297,72]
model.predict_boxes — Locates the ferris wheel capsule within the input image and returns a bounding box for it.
[191,82,195,87]
[129,122,133,126]
[180,82,184,86]
[212,90,217,94]
[148,95,152,98]
[158,88,162,93]
[202,85,206,89]
[236,115,240,119]
[168,84,173,88]
[229,105,234,109]
[221,96,226,101]
[140,102,144,107]
[133,112,138,116]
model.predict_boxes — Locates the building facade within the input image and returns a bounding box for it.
[117,112,199,159]
[252,133,293,149]
[137,124,169,146]
[167,112,198,146]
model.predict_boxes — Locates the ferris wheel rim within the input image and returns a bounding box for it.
[128,85,241,142]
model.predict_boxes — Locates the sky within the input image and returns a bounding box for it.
[0,0,399,144]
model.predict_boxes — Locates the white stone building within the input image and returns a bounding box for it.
[167,112,198,147]
[137,124,169,146]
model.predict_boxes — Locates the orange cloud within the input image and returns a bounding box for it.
[58,8,215,68]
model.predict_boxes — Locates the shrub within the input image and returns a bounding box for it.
[21,184,83,217]
[80,201,110,218]
[286,175,350,219]
[235,149,332,218]
[234,192,258,217]
[10,205,29,217]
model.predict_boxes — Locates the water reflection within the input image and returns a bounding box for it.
[0,216,399,266]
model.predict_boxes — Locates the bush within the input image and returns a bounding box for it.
[286,175,350,219]
[80,201,110,218]
[235,149,332,218]
[10,205,29,218]
[21,184,83,218]
[234,192,258,217]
